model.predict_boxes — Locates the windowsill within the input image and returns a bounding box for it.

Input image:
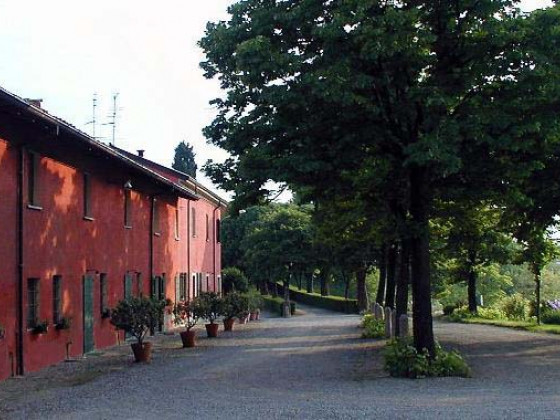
[153,232,161,237]
[124,225,132,230]
[27,204,43,211]
[83,216,95,222]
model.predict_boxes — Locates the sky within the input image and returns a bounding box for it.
[0,0,554,197]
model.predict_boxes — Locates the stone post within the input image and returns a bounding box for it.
[384,307,392,338]
[398,314,409,338]
[391,309,397,338]
[374,303,384,320]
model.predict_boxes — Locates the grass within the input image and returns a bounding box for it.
[450,316,560,335]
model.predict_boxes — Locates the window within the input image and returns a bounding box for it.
[206,214,209,242]
[174,209,180,240]
[176,273,187,301]
[216,219,221,243]
[27,152,40,207]
[100,273,108,315]
[217,275,222,294]
[192,274,198,298]
[191,208,196,237]
[52,275,62,324]
[27,278,40,328]
[83,173,92,219]
[206,274,210,292]
[153,199,160,235]
[124,189,132,228]
[136,272,143,297]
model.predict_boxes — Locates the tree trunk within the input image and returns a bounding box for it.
[410,166,435,357]
[467,251,478,314]
[534,264,542,325]
[342,272,350,300]
[319,268,330,296]
[260,280,269,295]
[356,267,368,312]
[385,244,397,308]
[298,271,303,290]
[376,244,387,305]
[395,239,410,336]
[306,272,314,294]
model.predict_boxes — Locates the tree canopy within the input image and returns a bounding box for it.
[172,141,198,178]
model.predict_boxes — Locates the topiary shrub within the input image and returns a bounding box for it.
[110,296,166,345]
[361,314,385,339]
[222,267,249,294]
[384,338,471,379]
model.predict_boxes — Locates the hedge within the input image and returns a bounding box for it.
[262,296,296,316]
[271,282,359,314]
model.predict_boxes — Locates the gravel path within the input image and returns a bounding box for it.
[1,305,560,419]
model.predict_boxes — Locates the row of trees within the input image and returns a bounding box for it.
[200,1,560,356]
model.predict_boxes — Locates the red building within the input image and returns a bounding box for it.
[0,86,226,380]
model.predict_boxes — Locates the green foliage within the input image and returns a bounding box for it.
[32,320,49,335]
[110,297,166,344]
[542,310,560,325]
[222,267,249,293]
[283,283,359,314]
[172,141,197,178]
[244,288,264,312]
[476,307,505,320]
[384,339,470,379]
[500,294,530,320]
[360,314,385,339]
[262,295,296,316]
[197,292,223,324]
[220,292,246,320]
[173,297,204,331]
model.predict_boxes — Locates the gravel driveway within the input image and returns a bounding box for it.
[1,305,560,419]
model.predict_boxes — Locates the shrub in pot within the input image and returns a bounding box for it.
[222,267,249,294]
[32,320,49,335]
[173,297,204,347]
[198,292,223,337]
[221,292,244,331]
[247,288,264,320]
[110,296,166,362]
[237,294,250,324]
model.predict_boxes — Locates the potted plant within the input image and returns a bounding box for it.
[110,296,166,362]
[237,293,250,324]
[198,292,223,338]
[101,308,112,319]
[32,320,49,335]
[220,292,244,331]
[173,297,203,348]
[55,317,71,331]
[247,289,263,321]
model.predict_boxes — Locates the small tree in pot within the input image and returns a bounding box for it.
[220,292,244,331]
[198,292,223,337]
[173,297,204,347]
[237,293,250,324]
[247,288,264,321]
[110,296,166,362]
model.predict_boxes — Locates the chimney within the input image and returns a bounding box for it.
[137,150,145,158]
[25,98,43,108]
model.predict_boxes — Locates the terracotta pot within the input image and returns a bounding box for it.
[238,316,247,325]
[223,318,235,331]
[205,323,219,338]
[180,330,197,348]
[131,342,152,363]
[250,312,257,321]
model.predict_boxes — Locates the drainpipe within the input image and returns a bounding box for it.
[149,196,155,295]
[213,201,221,294]
[16,147,24,375]
[187,200,191,299]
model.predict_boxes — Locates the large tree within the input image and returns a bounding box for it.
[172,141,198,178]
[200,1,560,355]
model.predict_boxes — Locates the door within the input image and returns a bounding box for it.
[83,274,95,354]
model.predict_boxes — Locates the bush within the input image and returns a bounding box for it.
[197,292,223,324]
[384,338,471,379]
[277,283,359,314]
[442,305,457,316]
[477,307,505,320]
[222,267,249,294]
[448,306,473,322]
[500,294,530,320]
[361,314,385,339]
[262,295,296,316]
[220,292,245,320]
[110,297,166,345]
[542,309,560,325]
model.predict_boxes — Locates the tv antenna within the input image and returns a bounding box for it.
[84,93,98,139]
[101,92,120,146]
